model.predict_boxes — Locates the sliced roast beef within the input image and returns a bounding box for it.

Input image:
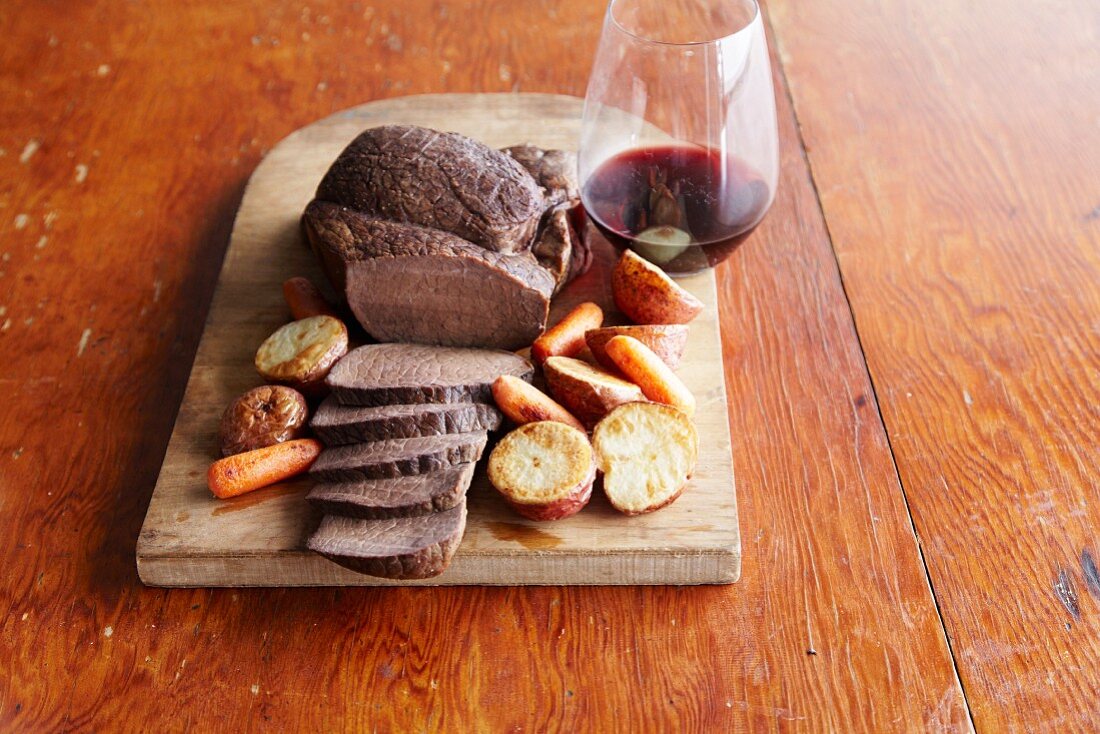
[311,396,502,445]
[309,500,467,579]
[308,463,475,519]
[315,125,543,253]
[303,201,554,349]
[532,207,583,293]
[503,144,580,210]
[309,431,488,482]
[567,208,594,283]
[504,145,588,291]
[325,343,533,406]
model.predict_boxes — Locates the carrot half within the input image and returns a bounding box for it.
[491,375,586,432]
[282,277,339,320]
[207,438,323,499]
[531,302,604,365]
[604,335,696,417]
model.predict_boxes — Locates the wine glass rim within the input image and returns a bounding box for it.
[607,0,760,47]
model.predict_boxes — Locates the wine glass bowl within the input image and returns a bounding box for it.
[579,0,779,274]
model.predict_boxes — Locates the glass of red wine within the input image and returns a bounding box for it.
[580,0,778,274]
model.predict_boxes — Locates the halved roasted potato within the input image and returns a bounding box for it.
[542,356,645,429]
[611,250,703,325]
[592,402,698,515]
[585,324,688,371]
[255,315,348,392]
[488,421,596,521]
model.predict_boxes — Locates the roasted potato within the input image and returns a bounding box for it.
[218,385,309,457]
[585,324,688,371]
[542,356,645,429]
[488,421,596,521]
[592,402,698,515]
[611,249,703,325]
[255,315,348,391]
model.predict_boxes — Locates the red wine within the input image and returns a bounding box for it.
[582,145,770,272]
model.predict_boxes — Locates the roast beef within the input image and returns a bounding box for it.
[307,463,475,519]
[325,343,533,406]
[315,125,543,253]
[503,144,580,210]
[308,500,467,579]
[309,431,488,482]
[311,396,502,445]
[503,145,588,292]
[532,207,586,293]
[305,126,589,349]
[303,201,554,349]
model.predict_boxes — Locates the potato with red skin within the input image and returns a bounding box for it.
[255,315,348,392]
[488,422,596,521]
[592,402,698,515]
[491,375,586,432]
[585,324,688,371]
[542,356,645,429]
[531,301,603,365]
[218,385,309,457]
[603,335,696,416]
[611,249,703,324]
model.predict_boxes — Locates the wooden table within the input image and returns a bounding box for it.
[0,0,1095,730]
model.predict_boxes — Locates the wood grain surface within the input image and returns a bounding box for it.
[14,0,1093,728]
[137,93,741,586]
[769,0,1100,730]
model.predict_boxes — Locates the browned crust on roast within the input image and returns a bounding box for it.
[531,208,579,293]
[302,201,551,284]
[504,145,589,291]
[315,125,543,253]
[502,144,579,211]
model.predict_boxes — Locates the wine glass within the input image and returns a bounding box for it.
[579,0,779,274]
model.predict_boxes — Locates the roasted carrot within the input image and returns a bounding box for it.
[531,302,604,365]
[282,277,339,320]
[604,335,696,416]
[207,438,323,499]
[491,375,586,432]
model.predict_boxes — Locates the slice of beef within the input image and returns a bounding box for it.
[566,206,593,282]
[532,207,585,293]
[325,343,533,407]
[315,125,544,253]
[503,145,590,291]
[308,500,467,579]
[309,431,488,482]
[312,396,502,445]
[503,145,580,210]
[303,201,554,349]
[308,462,475,519]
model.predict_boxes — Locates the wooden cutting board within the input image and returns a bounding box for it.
[136,93,740,586]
